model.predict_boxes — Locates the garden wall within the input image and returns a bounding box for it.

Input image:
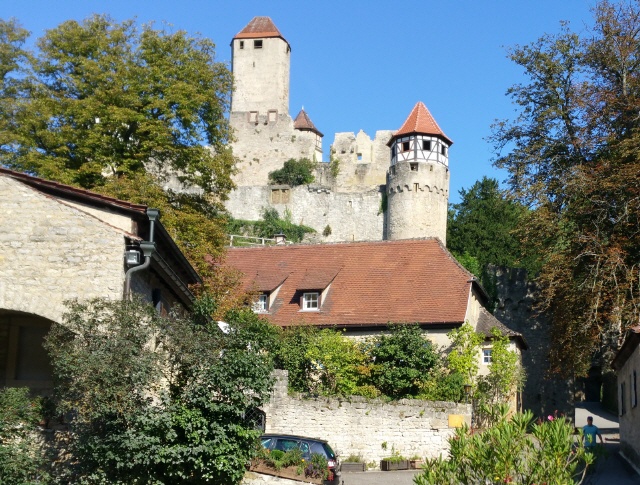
[261,370,471,468]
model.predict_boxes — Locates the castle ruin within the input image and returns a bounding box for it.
[226,17,452,244]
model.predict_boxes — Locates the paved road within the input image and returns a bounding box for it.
[340,469,421,485]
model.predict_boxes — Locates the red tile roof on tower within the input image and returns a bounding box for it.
[224,238,479,328]
[293,109,323,137]
[234,16,289,47]
[388,101,453,146]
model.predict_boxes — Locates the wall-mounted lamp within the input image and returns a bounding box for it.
[124,249,141,266]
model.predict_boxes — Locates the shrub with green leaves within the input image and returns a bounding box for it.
[228,207,315,243]
[368,325,440,398]
[414,409,592,485]
[0,387,50,484]
[44,297,276,484]
[268,158,316,186]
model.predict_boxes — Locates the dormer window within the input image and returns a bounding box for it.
[302,292,319,311]
[253,293,268,313]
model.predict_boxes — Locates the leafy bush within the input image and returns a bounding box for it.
[268,158,316,186]
[305,329,370,396]
[419,370,466,402]
[414,409,592,485]
[0,387,50,484]
[368,325,440,398]
[228,207,315,243]
[306,453,329,479]
[44,297,276,484]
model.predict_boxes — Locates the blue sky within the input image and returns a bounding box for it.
[2,1,597,202]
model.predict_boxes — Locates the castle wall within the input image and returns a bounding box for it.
[230,113,320,186]
[225,184,385,243]
[330,130,393,192]
[491,266,574,416]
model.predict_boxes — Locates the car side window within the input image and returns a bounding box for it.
[261,438,272,448]
[275,439,299,452]
[310,442,325,456]
[299,442,310,455]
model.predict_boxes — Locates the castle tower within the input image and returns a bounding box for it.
[293,108,323,162]
[231,17,290,117]
[386,102,452,244]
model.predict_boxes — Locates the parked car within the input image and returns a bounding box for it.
[260,434,340,484]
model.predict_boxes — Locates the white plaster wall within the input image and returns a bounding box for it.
[0,176,126,324]
[618,346,640,465]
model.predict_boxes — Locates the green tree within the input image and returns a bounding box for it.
[268,158,316,186]
[446,323,483,387]
[490,1,640,376]
[227,207,315,244]
[0,15,235,279]
[368,325,440,398]
[44,298,276,484]
[447,177,529,272]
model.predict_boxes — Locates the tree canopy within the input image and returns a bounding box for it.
[0,15,236,282]
[490,0,640,376]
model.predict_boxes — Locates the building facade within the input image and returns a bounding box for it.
[0,168,200,394]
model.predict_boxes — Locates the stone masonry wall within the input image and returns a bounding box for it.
[0,176,126,324]
[226,184,385,243]
[261,370,470,467]
[491,266,574,417]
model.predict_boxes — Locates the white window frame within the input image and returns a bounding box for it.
[253,293,268,313]
[302,292,319,311]
[482,348,492,364]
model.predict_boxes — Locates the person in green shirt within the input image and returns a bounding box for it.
[583,416,603,450]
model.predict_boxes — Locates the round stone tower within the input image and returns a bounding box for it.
[230,16,290,116]
[386,102,452,244]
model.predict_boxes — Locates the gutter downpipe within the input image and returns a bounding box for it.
[123,209,159,299]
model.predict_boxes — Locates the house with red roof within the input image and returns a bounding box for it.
[225,238,527,383]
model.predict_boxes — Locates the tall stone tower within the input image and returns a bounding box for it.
[228,17,324,187]
[231,17,290,116]
[386,102,452,244]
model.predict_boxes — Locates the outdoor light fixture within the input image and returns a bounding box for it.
[124,249,141,266]
[274,233,286,245]
[464,383,472,403]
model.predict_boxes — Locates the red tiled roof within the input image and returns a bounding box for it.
[224,238,475,328]
[234,17,289,46]
[293,109,323,137]
[388,101,453,146]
